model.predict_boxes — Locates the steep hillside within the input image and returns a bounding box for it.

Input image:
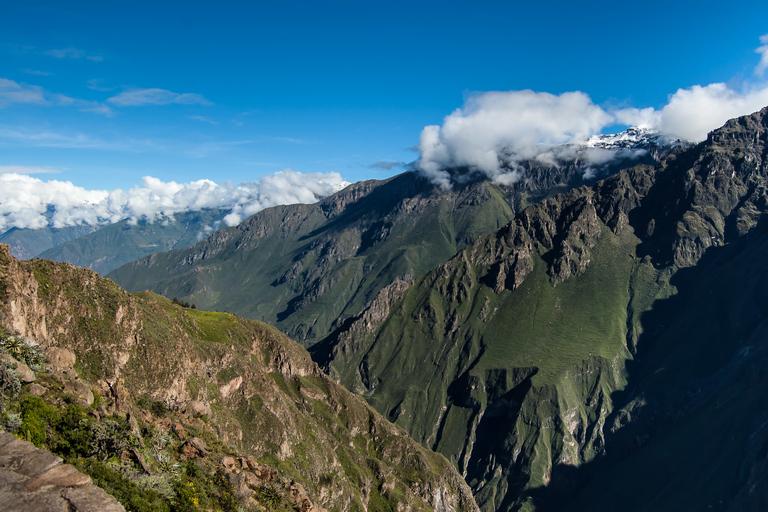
[0,245,478,512]
[37,209,227,275]
[0,225,99,260]
[312,107,768,511]
[108,140,670,346]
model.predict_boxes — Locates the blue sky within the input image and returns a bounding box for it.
[1,1,768,230]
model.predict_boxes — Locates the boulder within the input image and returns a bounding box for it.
[26,383,46,396]
[0,354,35,383]
[45,347,76,372]
[184,400,211,417]
[180,437,208,459]
[63,379,94,406]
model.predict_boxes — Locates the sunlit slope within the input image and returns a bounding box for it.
[0,245,479,512]
[109,144,667,347]
[109,172,518,344]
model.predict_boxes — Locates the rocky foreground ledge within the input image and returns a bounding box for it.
[0,431,124,512]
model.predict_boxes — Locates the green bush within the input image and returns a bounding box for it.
[75,458,172,512]
[19,395,59,446]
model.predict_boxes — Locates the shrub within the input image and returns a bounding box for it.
[19,395,59,446]
[0,334,47,372]
[0,361,21,400]
[91,418,133,460]
[3,412,22,432]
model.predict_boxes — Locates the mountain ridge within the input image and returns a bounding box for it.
[108,130,680,346]
[313,106,768,510]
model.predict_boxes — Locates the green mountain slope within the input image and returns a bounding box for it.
[0,244,478,511]
[312,107,768,510]
[37,209,227,275]
[0,224,99,259]
[108,147,666,346]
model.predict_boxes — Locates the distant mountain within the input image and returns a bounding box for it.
[108,129,680,345]
[0,245,478,511]
[37,209,227,275]
[0,224,99,259]
[312,107,768,510]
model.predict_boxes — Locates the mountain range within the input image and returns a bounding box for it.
[2,108,767,512]
[106,129,680,346]
[312,107,768,510]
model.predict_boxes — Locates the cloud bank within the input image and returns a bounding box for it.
[417,90,612,188]
[417,35,768,188]
[0,169,349,233]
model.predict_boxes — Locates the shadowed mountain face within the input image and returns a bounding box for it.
[107,142,671,346]
[312,108,768,510]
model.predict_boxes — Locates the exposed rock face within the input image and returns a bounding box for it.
[0,354,35,383]
[0,245,479,511]
[0,432,125,512]
[316,107,768,510]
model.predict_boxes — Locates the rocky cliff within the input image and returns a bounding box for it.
[313,107,768,511]
[0,245,478,512]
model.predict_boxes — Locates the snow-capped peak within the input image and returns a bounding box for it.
[582,127,683,150]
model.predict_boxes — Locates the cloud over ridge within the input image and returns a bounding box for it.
[0,169,349,233]
[416,35,768,188]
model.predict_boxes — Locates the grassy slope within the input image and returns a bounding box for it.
[0,224,99,260]
[339,210,653,510]
[0,246,478,512]
[109,173,517,345]
[37,209,226,275]
[319,108,768,511]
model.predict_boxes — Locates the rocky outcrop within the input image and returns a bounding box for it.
[0,432,125,512]
[0,245,479,511]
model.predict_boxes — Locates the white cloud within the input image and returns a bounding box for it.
[0,78,48,107]
[108,88,212,107]
[646,83,768,141]
[0,78,112,115]
[86,79,115,91]
[21,69,53,76]
[416,35,768,187]
[188,115,218,125]
[44,47,102,61]
[755,34,768,76]
[0,169,350,233]
[611,82,768,142]
[0,165,62,175]
[416,90,613,187]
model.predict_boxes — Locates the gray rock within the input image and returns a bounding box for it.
[26,464,91,491]
[184,400,211,416]
[46,347,76,372]
[0,354,35,383]
[0,432,125,512]
[63,379,94,406]
[63,486,126,512]
[26,383,47,396]
[0,433,62,476]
